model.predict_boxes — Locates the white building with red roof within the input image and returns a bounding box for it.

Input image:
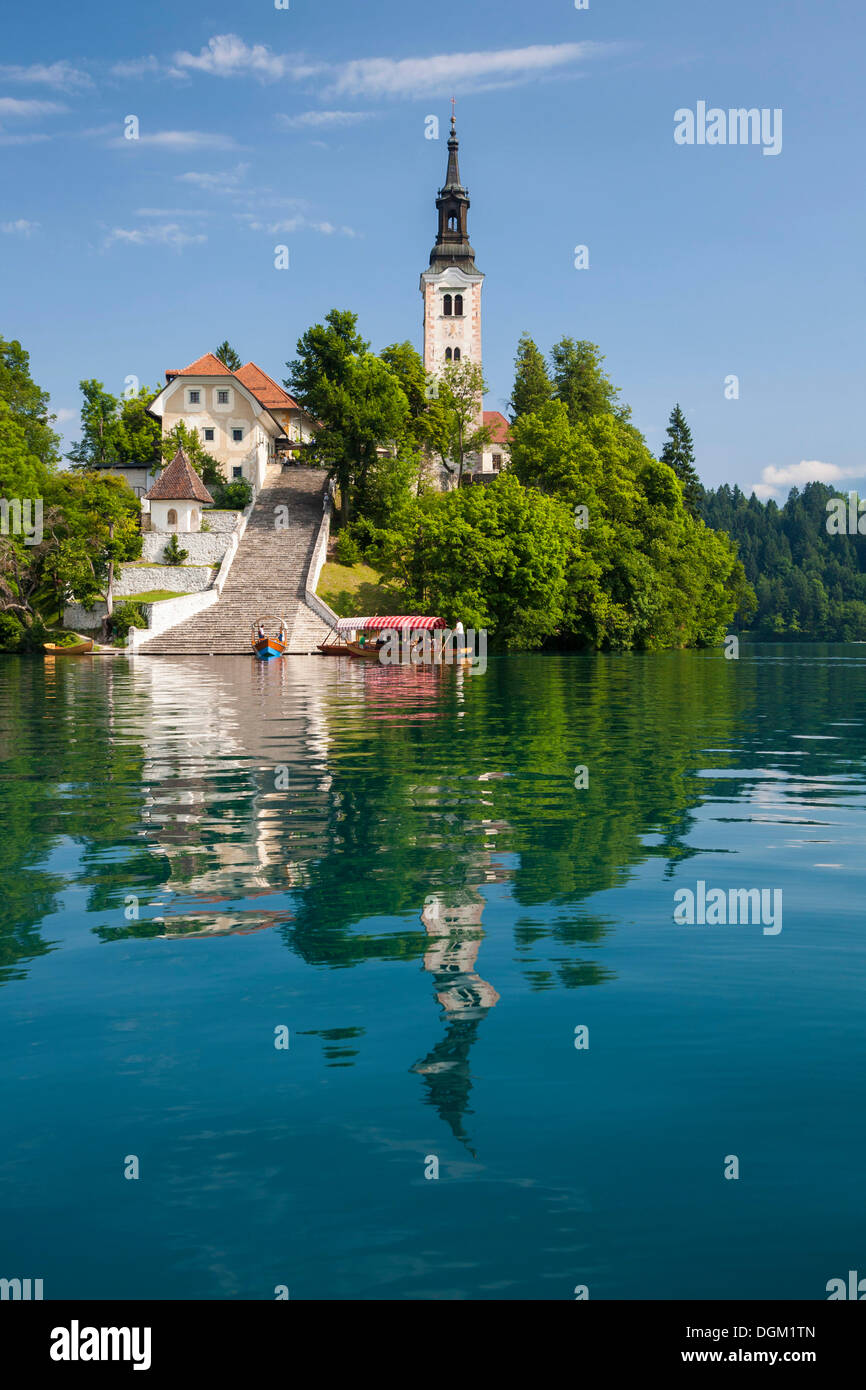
[147,352,317,492]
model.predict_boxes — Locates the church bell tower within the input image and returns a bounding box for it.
[420,109,484,387]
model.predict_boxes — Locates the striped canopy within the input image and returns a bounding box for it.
[334,615,447,633]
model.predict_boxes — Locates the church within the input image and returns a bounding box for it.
[421,110,510,485]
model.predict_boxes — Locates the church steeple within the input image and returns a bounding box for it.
[429,108,479,274]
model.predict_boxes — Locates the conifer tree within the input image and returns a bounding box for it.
[509,334,552,422]
[660,404,700,517]
[215,341,242,371]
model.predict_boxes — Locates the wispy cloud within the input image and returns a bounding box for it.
[237,211,358,237]
[752,460,860,500]
[330,42,612,98]
[170,34,320,83]
[0,96,67,117]
[0,132,51,146]
[54,407,78,424]
[0,60,91,90]
[175,162,249,193]
[103,223,207,250]
[277,110,377,130]
[110,129,240,151]
[135,207,211,217]
[110,56,161,79]
[1,218,40,235]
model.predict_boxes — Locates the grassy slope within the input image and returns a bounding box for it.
[317,561,404,618]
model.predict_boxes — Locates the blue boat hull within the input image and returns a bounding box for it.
[253,639,285,660]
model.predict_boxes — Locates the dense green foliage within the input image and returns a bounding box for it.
[700,481,866,639]
[215,340,242,371]
[68,380,161,469]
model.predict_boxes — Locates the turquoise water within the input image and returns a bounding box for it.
[1,647,864,1300]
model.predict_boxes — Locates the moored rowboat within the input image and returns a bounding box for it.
[44,638,94,656]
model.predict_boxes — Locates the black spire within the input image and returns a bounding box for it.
[429,110,479,274]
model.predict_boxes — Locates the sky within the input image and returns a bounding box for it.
[0,0,863,498]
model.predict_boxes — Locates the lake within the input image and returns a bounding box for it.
[1,646,864,1300]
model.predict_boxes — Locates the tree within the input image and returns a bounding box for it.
[427,359,491,487]
[0,337,60,468]
[117,385,161,467]
[660,404,701,517]
[215,341,242,371]
[549,338,629,425]
[67,380,124,469]
[286,311,410,524]
[509,333,552,422]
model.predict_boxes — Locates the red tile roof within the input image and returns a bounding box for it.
[165,352,232,380]
[144,448,214,503]
[483,410,510,447]
[235,362,300,412]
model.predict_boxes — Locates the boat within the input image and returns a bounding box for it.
[319,615,453,661]
[250,616,289,660]
[44,637,94,656]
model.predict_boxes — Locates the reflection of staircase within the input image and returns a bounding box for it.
[142,467,333,655]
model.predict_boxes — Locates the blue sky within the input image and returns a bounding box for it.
[1,0,863,497]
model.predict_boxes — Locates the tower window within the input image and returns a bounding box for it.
[445,348,452,361]
[454,294,463,316]
[453,348,461,361]
[443,294,452,316]
[448,213,458,231]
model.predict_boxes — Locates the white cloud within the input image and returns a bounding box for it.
[1,218,40,235]
[0,60,92,90]
[0,132,51,146]
[54,407,77,424]
[170,34,320,83]
[111,129,240,151]
[176,162,249,192]
[331,42,609,98]
[104,223,207,250]
[751,460,860,500]
[277,110,376,130]
[0,97,67,117]
[110,56,162,79]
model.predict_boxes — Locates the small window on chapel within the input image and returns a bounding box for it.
[453,348,461,361]
[454,294,463,316]
[443,294,452,316]
[445,348,452,361]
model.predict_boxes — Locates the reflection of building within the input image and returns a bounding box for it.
[411,888,501,1155]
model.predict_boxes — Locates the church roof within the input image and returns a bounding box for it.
[235,362,300,412]
[483,411,510,446]
[145,448,214,503]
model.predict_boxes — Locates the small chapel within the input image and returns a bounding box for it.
[420,110,510,485]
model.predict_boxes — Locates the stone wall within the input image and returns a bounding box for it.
[141,531,231,564]
[115,564,216,596]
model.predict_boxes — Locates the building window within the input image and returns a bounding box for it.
[453,347,461,361]
[443,294,452,316]
[492,453,502,472]
[217,389,230,405]
[233,466,243,479]
[454,294,463,316]
[448,212,458,231]
[445,348,452,362]
[232,428,244,442]
[166,508,178,529]
[203,428,215,442]
[188,390,200,404]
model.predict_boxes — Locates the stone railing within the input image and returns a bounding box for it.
[304,478,338,626]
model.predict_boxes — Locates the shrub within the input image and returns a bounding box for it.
[110,602,147,642]
[211,479,252,511]
[163,534,189,565]
[334,529,361,565]
[0,613,24,652]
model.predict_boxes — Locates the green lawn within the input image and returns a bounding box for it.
[317,561,403,618]
[121,590,184,603]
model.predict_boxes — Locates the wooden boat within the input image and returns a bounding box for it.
[250,616,289,660]
[44,637,94,656]
[320,615,452,662]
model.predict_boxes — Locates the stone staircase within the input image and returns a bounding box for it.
[140,467,335,655]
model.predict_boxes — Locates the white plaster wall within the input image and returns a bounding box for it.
[141,531,232,564]
[115,565,216,596]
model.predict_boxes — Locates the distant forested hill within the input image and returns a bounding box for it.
[700,482,866,640]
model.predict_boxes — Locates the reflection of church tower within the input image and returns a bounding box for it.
[420,111,484,389]
[410,888,500,1156]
